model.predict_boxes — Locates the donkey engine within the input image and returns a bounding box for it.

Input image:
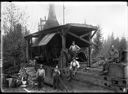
[106,63,128,92]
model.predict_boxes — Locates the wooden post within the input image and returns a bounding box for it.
[30,38,32,59]
[27,38,31,60]
[25,39,29,61]
[60,29,66,68]
[62,29,66,49]
[88,33,91,67]
[91,30,97,39]
[88,46,91,67]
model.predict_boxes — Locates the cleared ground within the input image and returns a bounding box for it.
[1,78,115,93]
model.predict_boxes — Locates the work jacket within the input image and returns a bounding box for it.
[70,60,80,69]
[36,68,45,78]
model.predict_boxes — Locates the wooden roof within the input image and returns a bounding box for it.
[25,23,97,39]
[25,23,98,47]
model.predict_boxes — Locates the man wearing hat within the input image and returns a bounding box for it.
[69,57,80,78]
[53,65,60,89]
[101,45,119,75]
[108,45,119,63]
[36,64,45,89]
[69,41,80,58]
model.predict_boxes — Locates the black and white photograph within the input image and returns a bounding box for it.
[1,1,128,93]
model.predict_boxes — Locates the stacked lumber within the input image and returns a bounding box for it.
[25,67,37,85]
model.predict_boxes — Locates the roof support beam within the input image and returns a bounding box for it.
[80,32,91,38]
[90,30,97,39]
[67,31,91,45]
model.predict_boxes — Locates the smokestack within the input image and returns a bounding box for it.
[43,4,59,30]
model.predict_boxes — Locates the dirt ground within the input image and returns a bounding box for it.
[0,66,117,93]
[1,79,116,93]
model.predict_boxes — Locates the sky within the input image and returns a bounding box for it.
[2,2,128,40]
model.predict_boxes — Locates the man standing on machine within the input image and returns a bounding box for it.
[69,41,80,58]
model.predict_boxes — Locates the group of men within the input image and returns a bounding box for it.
[68,41,81,79]
[36,64,61,90]
[19,41,119,90]
[51,41,81,89]
[16,59,45,89]
[24,41,80,90]
[69,41,120,76]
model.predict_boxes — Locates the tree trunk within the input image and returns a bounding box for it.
[13,58,16,67]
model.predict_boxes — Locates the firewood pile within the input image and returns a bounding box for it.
[18,62,37,87]
[25,67,37,86]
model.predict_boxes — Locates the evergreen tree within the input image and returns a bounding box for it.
[118,37,127,55]
[2,2,29,73]
[110,32,115,46]
[101,33,127,59]
[92,25,103,57]
[102,33,115,57]
[43,4,59,30]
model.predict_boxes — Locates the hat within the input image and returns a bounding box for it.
[112,45,114,48]
[55,66,58,68]
[73,57,78,60]
[35,56,38,59]
[40,64,43,67]
[72,41,75,44]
